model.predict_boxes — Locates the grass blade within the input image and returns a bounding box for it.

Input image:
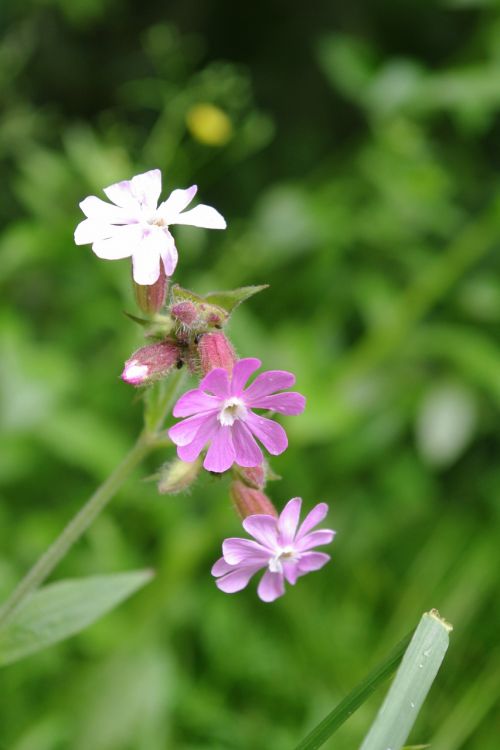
[360,609,452,750]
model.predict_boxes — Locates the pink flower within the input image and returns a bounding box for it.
[212,498,335,602]
[74,169,226,285]
[168,358,306,473]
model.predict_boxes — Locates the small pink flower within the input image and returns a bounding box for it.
[168,358,305,473]
[212,498,335,602]
[74,169,226,285]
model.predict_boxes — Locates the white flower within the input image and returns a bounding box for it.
[74,169,226,285]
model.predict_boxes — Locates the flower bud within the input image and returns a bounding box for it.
[133,265,168,315]
[171,301,199,328]
[230,480,278,520]
[233,464,266,490]
[198,331,236,375]
[158,456,202,494]
[121,339,180,386]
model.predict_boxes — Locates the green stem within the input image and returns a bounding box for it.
[293,630,414,750]
[0,369,186,630]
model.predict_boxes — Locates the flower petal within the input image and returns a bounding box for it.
[296,502,329,539]
[257,569,285,602]
[242,514,278,550]
[231,358,261,396]
[103,179,138,209]
[283,560,300,585]
[222,538,269,565]
[277,498,302,545]
[295,529,335,552]
[176,414,219,462]
[248,392,306,415]
[79,195,133,224]
[160,229,178,276]
[199,368,230,398]
[211,557,233,576]
[173,204,227,229]
[243,370,296,401]
[203,425,235,473]
[245,412,288,455]
[74,219,114,245]
[130,169,162,209]
[157,185,197,223]
[296,551,331,574]
[172,388,220,418]
[231,421,264,467]
[91,224,143,259]
[215,564,262,593]
[168,413,211,447]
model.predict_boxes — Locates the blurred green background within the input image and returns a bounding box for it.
[1,0,499,748]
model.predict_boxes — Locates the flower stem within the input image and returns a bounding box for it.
[0,369,186,630]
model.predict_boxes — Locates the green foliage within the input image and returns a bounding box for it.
[0,571,153,666]
[0,1,499,749]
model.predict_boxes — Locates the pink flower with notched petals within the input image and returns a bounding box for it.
[74,169,226,285]
[212,498,335,602]
[168,358,305,473]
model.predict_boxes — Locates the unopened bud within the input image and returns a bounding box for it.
[171,301,198,327]
[134,265,168,315]
[121,339,180,386]
[198,331,236,375]
[230,480,278,519]
[233,464,266,490]
[158,456,202,494]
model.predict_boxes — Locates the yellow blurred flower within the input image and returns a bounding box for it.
[186,103,233,146]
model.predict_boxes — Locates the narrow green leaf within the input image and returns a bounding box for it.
[0,570,153,666]
[360,609,452,750]
[203,284,268,313]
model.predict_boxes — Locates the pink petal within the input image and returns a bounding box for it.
[231,421,264,467]
[215,564,263,593]
[257,570,285,602]
[211,557,232,576]
[157,185,198,222]
[91,224,143,259]
[297,552,331,574]
[277,498,302,545]
[199,368,230,398]
[103,179,138,209]
[168,413,211,446]
[295,529,335,552]
[79,195,133,224]
[130,169,162,209]
[173,204,227,229]
[296,502,329,540]
[283,560,300,585]
[243,370,296,401]
[172,389,220,418]
[242,515,278,550]
[176,415,219,462]
[222,538,269,565]
[248,392,306,415]
[231,358,261,396]
[203,425,235,473]
[159,229,178,276]
[245,412,288,456]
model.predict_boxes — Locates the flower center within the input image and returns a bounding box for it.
[268,546,299,574]
[218,396,247,426]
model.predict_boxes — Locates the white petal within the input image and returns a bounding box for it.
[130,169,162,209]
[131,228,164,284]
[79,195,133,224]
[160,229,178,276]
[74,218,114,245]
[157,185,198,223]
[91,224,143,260]
[103,179,138,209]
[173,204,227,229]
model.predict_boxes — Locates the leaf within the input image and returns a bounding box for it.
[203,284,268,313]
[360,610,452,750]
[0,570,154,667]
